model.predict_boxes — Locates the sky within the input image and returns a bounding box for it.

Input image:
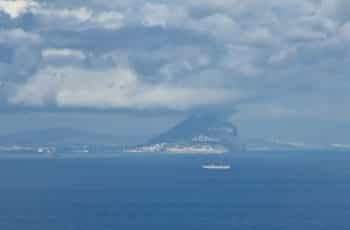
[0,0,350,143]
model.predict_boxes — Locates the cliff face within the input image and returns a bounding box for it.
[129,113,245,153]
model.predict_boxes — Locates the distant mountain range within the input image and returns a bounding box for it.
[243,138,350,151]
[0,120,349,155]
[0,127,148,146]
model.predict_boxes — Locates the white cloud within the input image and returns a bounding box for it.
[42,48,86,60]
[17,3,126,31]
[94,11,124,30]
[9,65,244,111]
[33,6,92,23]
[141,3,188,28]
[0,0,38,18]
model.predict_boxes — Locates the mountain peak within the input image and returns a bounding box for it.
[128,113,244,154]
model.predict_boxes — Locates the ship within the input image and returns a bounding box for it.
[201,164,231,170]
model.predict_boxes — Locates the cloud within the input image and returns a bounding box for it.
[35,7,92,23]
[13,45,41,77]
[287,28,327,42]
[268,47,297,64]
[220,44,263,77]
[320,0,350,23]
[9,65,244,111]
[0,1,124,31]
[339,22,350,40]
[0,0,349,121]
[94,11,124,30]
[32,6,125,31]
[42,48,86,60]
[0,28,41,45]
[242,27,274,45]
[235,103,298,119]
[41,48,87,67]
[141,3,184,28]
[195,13,239,41]
[0,0,38,18]
[185,0,241,10]
[0,28,41,83]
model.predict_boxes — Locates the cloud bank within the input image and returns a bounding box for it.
[0,0,349,119]
[9,65,242,111]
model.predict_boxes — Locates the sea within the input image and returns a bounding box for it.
[0,151,350,230]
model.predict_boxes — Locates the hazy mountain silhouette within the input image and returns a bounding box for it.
[0,127,148,146]
[145,112,244,152]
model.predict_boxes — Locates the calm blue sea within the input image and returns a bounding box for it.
[0,151,350,230]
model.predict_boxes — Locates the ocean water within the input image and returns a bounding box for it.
[0,151,350,230]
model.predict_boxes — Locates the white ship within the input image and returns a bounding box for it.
[202,164,231,170]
